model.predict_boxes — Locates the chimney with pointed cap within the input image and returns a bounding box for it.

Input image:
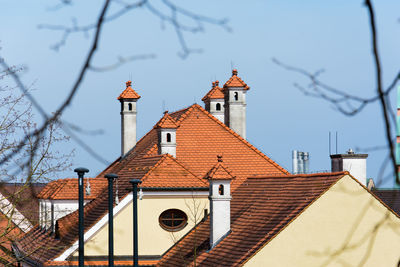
[223,69,250,139]
[118,81,141,157]
[206,155,234,248]
[202,80,225,123]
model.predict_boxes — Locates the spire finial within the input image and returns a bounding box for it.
[215,80,219,86]
[232,69,238,76]
[212,81,216,88]
[163,110,169,115]
[126,80,132,87]
[217,155,223,162]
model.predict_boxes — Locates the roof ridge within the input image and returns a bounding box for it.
[190,104,288,175]
[164,154,207,186]
[154,112,178,129]
[140,154,170,183]
[248,171,348,179]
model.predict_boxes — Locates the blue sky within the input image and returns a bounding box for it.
[2,0,400,187]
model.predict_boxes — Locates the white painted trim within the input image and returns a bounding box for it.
[0,192,33,233]
[142,191,208,197]
[53,189,208,261]
[54,193,133,261]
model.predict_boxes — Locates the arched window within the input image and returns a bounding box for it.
[128,103,132,111]
[234,92,239,101]
[159,209,188,231]
[216,103,221,111]
[166,133,171,142]
[218,184,224,195]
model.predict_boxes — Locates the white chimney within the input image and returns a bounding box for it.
[155,111,178,158]
[223,69,250,139]
[118,81,141,157]
[330,148,368,186]
[206,156,234,248]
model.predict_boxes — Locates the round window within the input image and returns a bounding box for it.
[159,209,188,231]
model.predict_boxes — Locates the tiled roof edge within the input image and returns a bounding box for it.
[190,104,289,175]
[238,172,347,266]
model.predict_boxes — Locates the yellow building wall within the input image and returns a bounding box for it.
[244,175,400,267]
[72,194,208,257]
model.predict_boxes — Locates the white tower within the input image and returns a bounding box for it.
[223,69,250,139]
[206,155,234,248]
[202,81,225,123]
[155,111,178,157]
[118,81,141,157]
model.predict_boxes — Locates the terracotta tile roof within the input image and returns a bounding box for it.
[204,156,235,180]
[201,81,224,101]
[372,189,400,216]
[117,80,141,100]
[16,103,287,264]
[44,259,158,266]
[37,178,107,200]
[140,154,207,188]
[0,183,45,225]
[223,69,250,90]
[154,111,178,129]
[157,172,348,267]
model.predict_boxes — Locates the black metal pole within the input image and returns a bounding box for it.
[130,179,141,267]
[74,167,89,267]
[105,173,118,267]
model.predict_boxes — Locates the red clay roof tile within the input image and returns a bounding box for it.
[154,112,178,129]
[117,80,141,100]
[202,81,225,101]
[157,172,348,267]
[223,69,250,90]
[204,156,235,180]
[38,178,107,200]
[17,101,288,264]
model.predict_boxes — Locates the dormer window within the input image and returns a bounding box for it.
[216,103,221,111]
[166,133,171,143]
[128,103,132,111]
[218,184,224,195]
[234,92,238,101]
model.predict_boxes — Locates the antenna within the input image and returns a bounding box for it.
[162,100,166,112]
[230,61,234,70]
[329,132,331,155]
[336,131,338,154]
[129,73,132,81]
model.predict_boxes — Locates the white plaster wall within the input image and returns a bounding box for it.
[121,100,137,156]
[208,99,224,123]
[158,128,176,157]
[224,88,246,139]
[342,158,367,186]
[209,180,231,247]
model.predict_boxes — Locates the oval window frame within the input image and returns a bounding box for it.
[159,209,188,232]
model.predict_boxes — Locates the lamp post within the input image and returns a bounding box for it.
[74,167,89,267]
[129,179,141,267]
[105,173,118,267]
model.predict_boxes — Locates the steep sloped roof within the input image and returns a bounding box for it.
[38,178,107,200]
[202,81,224,101]
[372,189,400,216]
[117,81,141,100]
[204,156,235,180]
[154,112,178,129]
[0,183,45,225]
[223,69,249,90]
[16,103,287,264]
[157,172,348,266]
